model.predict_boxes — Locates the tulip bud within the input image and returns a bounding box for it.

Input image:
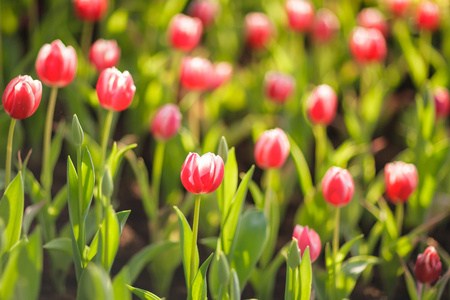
[306,84,337,126]
[254,128,290,169]
[217,136,229,164]
[72,114,84,146]
[96,67,136,111]
[285,0,315,32]
[2,75,42,120]
[416,1,440,32]
[188,0,219,27]
[151,104,182,141]
[180,56,213,91]
[349,27,387,64]
[357,8,388,37]
[244,12,273,50]
[102,166,114,198]
[89,39,120,72]
[209,62,233,90]
[180,152,224,194]
[384,161,418,204]
[414,246,442,284]
[35,40,77,87]
[292,225,321,262]
[287,238,301,269]
[73,0,108,22]
[264,71,295,104]
[322,166,354,206]
[168,14,203,52]
[312,9,340,44]
[386,0,411,17]
[434,88,450,119]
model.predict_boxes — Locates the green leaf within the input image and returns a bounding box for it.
[117,210,131,234]
[107,143,137,179]
[81,147,95,218]
[77,262,114,300]
[288,136,313,196]
[127,285,163,300]
[46,122,65,190]
[158,0,189,27]
[113,268,131,300]
[336,235,364,264]
[43,237,73,256]
[249,180,264,210]
[22,201,44,236]
[399,256,419,300]
[218,147,238,219]
[230,269,240,300]
[361,81,386,132]
[189,254,213,300]
[300,247,312,300]
[340,256,379,297]
[99,205,120,272]
[0,173,24,252]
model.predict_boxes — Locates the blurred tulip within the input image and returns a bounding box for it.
[416,1,440,32]
[35,40,77,87]
[349,27,387,63]
[254,128,290,169]
[414,246,442,284]
[151,104,182,141]
[292,225,321,262]
[322,166,354,206]
[384,161,418,204]
[180,56,213,91]
[244,12,273,49]
[188,0,219,27]
[357,8,388,37]
[312,8,340,43]
[306,84,337,125]
[2,75,42,120]
[180,152,224,194]
[385,0,411,16]
[96,67,136,111]
[264,71,295,104]
[434,88,450,119]
[89,39,120,72]
[285,0,315,32]
[209,62,233,90]
[168,14,203,52]
[73,0,108,22]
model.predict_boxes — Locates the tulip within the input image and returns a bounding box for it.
[292,225,321,262]
[244,12,273,50]
[357,8,388,37]
[414,246,442,284]
[180,56,213,91]
[312,9,340,43]
[209,62,233,90]
[285,0,315,32]
[96,67,136,112]
[2,75,42,120]
[180,152,224,194]
[254,128,290,169]
[89,39,120,72]
[349,27,387,64]
[188,0,219,27]
[264,71,295,104]
[384,161,418,204]
[322,166,354,206]
[434,88,450,119]
[168,14,203,52]
[416,1,440,32]
[73,0,108,22]
[151,104,182,141]
[306,84,337,126]
[35,40,77,88]
[386,0,411,16]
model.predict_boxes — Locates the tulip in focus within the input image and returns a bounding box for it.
[349,27,387,63]
[292,225,321,262]
[322,166,354,206]
[35,40,77,87]
[386,0,411,16]
[434,88,450,119]
[168,14,203,52]
[2,75,42,120]
[209,62,233,90]
[73,0,108,22]
[306,84,337,125]
[254,128,290,169]
[96,67,136,111]
[357,8,388,37]
[384,161,418,204]
[151,104,182,141]
[180,152,224,194]
[264,71,295,104]
[312,9,340,43]
[414,246,442,284]
[285,0,315,32]
[188,0,219,27]
[89,39,120,72]
[416,1,440,32]
[244,12,273,50]
[180,56,213,91]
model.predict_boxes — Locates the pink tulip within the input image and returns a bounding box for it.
[292,225,321,262]
[285,0,315,32]
[322,166,354,206]
[89,39,120,72]
[254,128,290,169]
[349,27,387,64]
[416,1,440,32]
[181,152,224,194]
[357,8,389,37]
[2,75,42,120]
[434,88,450,119]
[151,104,182,141]
[244,12,273,50]
[209,62,233,90]
[384,161,418,204]
[188,0,219,27]
[306,84,337,125]
[168,14,203,52]
[264,71,295,104]
[73,0,108,21]
[414,246,442,284]
[96,67,136,111]
[312,9,340,43]
[180,56,213,91]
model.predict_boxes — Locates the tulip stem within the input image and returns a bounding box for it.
[395,204,404,236]
[100,110,114,169]
[152,141,166,204]
[5,118,16,188]
[81,21,94,57]
[333,206,340,260]
[314,124,327,182]
[76,145,86,264]
[190,195,201,287]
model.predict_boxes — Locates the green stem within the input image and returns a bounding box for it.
[190,195,201,287]
[100,109,114,168]
[314,124,327,182]
[420,31,432,80]
[152,141,166,203]
[103,204,110,271]
[333,207,340,260]
[285,265,292,300]
[5,119,16,188]
[395,204,404,236]
[80,21,94,58]
[76,146,86,264]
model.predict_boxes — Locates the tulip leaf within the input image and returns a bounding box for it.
[336,234,364,264]
[300,247,312,300]
[107,142,137,179]
[127,285,163,300]
[230,269,240,300]
[116,210,131,234]
[45,121,65,191]
[189,254,213,300]
[217,147,238,221]
[22,201,45,236]
[339,256,379,297]
[288,135,313,196]
[98,205,120,272]
[113,269,132,300]
[81,147,95,218]
[399,256,419,300]
[43,237,73,256]
[77,262,114,300]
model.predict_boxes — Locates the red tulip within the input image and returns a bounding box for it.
[151,104,182,141]
[2,75,42,120]
[168,14,203,52]
[180,56,213,91]
[434,88,450,119]
[264,71,295,104]
[73,0,108,21]
[96,67,136,111]
[414,246,442,284]
[322,166,354,206]
[285,0,315,32]
[188,0,219,27]
[386,0,411,16]
[306,84,337,125]
[416,1,440,32]
[349,27,387,63]
[292,225,321,262]
[180,152,224,194]
[35,40,77,87]
[209,62,233,90]
[89,39,120,72]
[357,8,388,37]
[254,128,290,169]
[244,12,273,50]
[312,8,340,43]
[384,161,418,204]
